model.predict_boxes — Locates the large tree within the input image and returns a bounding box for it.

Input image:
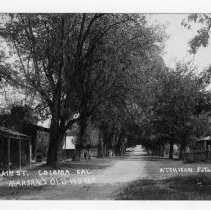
[0,13,166,165]
[152,62,207,159]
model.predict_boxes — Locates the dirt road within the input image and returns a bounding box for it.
[11,151,211,200]
[18,151,147,200]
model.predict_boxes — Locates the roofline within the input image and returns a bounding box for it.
[0,126,30,140]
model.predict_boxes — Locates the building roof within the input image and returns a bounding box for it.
[0,126,30,140]
[196,136,211,142]
[0,114,49,132]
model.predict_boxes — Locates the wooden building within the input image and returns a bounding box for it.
[0,126,31,171]
[184,136,211,162]
[0,107,50,162]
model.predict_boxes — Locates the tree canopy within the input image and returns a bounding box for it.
[0,13,167,165]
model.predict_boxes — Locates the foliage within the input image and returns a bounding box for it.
[182,14,211,54]
[152,62,209,148]
[0,13,167,164]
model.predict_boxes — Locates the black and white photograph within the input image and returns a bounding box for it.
[1,1,211,204]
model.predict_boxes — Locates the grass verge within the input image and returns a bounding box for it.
[117,174,211,200]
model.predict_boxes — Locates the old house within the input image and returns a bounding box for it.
[0,106,50,162]
[0,126,31,171]
[184,136,211,162]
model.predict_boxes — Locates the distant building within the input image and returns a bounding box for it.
[62,135,76,159]
[63,136,76,150]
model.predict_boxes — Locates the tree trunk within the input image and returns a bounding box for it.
[104,144,108,157]
[161,145,164,157]
[46,106,66,166]
[179,142,186,160]
[111,134,116,156]
[87,146,91,159]
[169,142,174,159]
[47,115,58,166]
[158,145,164,156]
[98,136,105,158]
[115,145,121,156]
[73,144,81,161]
[114,133,121,156]
[47,122,63,166]
[111,146,115,156]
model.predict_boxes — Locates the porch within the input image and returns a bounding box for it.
[0,126,32,171]
[184,136,211,162]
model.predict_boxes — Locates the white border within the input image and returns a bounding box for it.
[1,201,211,210]
[0,0,210,13]
[1,0,211,210]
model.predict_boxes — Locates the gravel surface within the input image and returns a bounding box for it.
[2,151,211,200]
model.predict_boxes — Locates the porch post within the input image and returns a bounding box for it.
[18,140,22,170]
[29,141,32,170]
[7,138,11,171]
[65,135,67,161]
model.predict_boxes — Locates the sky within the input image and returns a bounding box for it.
[148,14,211,72]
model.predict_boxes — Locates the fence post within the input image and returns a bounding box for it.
[7,138,11,171]
[18,140,22,170]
